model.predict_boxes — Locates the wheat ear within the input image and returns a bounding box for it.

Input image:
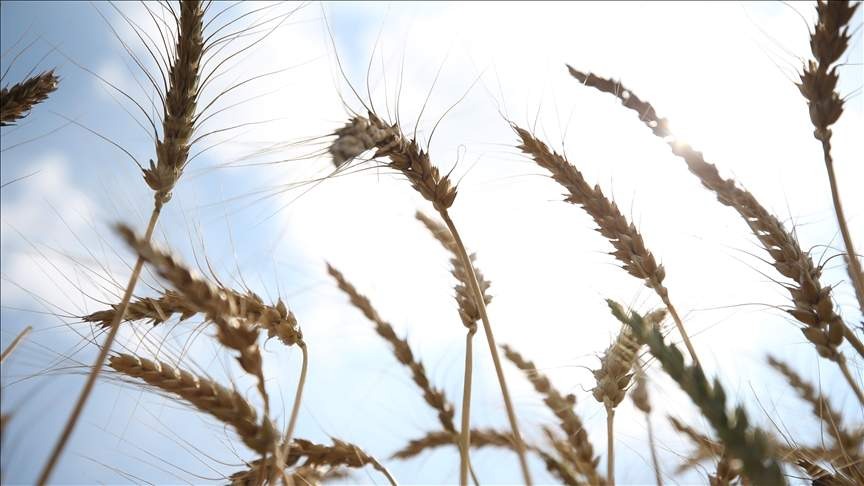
[514,125,700,369]
[0,70,58,126]
[566,66,864,379]
[109,353,276,454]
[614,302,785,485]
[501,344,605,485]
[799,1,864,314]
[330,113,531,485]
[38,3,206,483]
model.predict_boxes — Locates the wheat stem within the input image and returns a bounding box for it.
[837,358,864,406]
[646,414,663,486]
[825,143,864,316]
[605,403,615,486]
[37,206,160,486]
[459,327,476,486]
[440,211,533,486]
[0,325,31,364]
[282,341,308,464]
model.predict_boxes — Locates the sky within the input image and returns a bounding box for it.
[1,1,863,484]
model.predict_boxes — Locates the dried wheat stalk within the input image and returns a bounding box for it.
[501,343,604,485]
[0,70,58,126]
[84,288,302,347]
[565,66,864,378]
[330,112,530,485]
[115,224,270,410]
[0,326,31,364]
[39,3,206,482]
[616,303,785,485]
[108,353,276,454]
[799,1,864,314]
[326,264,456,434]
[232,438,396,486]
[514,125,700,367]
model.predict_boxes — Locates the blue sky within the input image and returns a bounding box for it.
[2,1,863,484]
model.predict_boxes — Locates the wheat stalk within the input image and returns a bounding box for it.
[330,112,531,485]
[514,125,701,369]
[38,3,206,483]
[798,1,864,314]
[326,263,457,434]
[630,365,663,486]
[0,70,58,126]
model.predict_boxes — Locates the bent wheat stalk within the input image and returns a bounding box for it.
[38,3,205,483]
[514,125,700,367]
[330,112,531,485]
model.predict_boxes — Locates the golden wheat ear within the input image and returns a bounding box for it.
[0,70,58,126]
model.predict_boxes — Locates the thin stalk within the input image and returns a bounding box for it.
[645,413,662,486]
[0,325,31,364]
[606,404,615,486]
[37,207,161,486]
[282,341,308,458]
[824,142,864,315]
[837,358,864,406]
[440,211,533,486]
[459,327,476,486]
[661,298,700,368]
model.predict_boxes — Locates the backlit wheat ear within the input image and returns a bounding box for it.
[514,125,700,368]
[799,0,864,315]
[108,353,276,454]
[330,111,531,485]
[616,303,785,485]
[39,3,207,482]
[566,66,864,406]
[326,263,457,434]
[0,70,59,126]
[565,66,864,364]
[501,344,605,485]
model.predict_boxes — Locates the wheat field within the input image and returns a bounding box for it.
[1,1,862,485]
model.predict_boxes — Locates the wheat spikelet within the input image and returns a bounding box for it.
[327,263,456,434]
[416,211,492,330]
[230,463,347,486]
[565,66,861,366]
[144,0,205,207]
[108,353,276,454]
[0,71,58,126]
[797,459,853,486]
[501,343,604,485]
[329,112,457,212]
[514,125,700,366]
